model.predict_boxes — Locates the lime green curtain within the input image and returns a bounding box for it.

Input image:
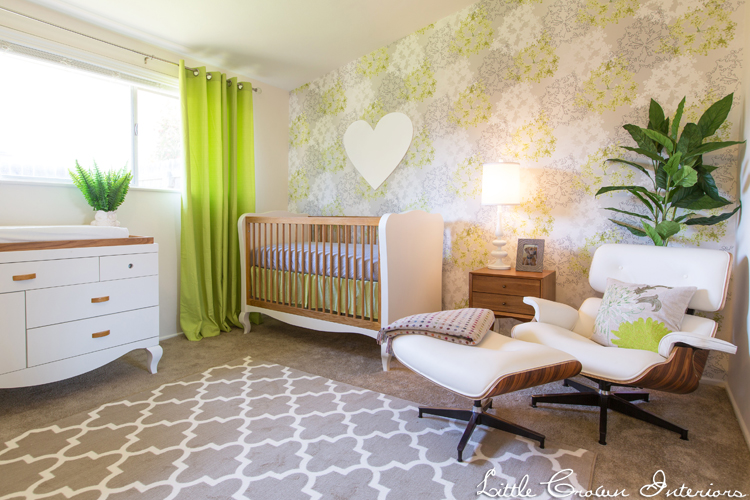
[179,61,256,340]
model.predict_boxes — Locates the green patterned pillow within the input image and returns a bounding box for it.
[591,278,697,353]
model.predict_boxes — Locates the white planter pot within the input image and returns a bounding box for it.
[90,211,121,227]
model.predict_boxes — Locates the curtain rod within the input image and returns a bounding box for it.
[0,5,261,93]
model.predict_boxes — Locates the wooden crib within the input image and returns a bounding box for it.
[237,210,444,370]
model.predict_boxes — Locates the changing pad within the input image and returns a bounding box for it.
[0,226,130,244]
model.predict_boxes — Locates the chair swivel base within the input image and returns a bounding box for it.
[531,378,688,445]
[419,399,545,462]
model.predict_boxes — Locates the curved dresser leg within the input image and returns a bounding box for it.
[240,312,252,334]
[146,345,163,374]
[381,343,392,372]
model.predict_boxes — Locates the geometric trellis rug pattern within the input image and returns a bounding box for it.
[0,357,595,500]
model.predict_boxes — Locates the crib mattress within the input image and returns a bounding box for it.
[0,226,130,243]
[254,243,379,281]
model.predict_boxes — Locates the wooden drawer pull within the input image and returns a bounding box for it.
[91,296,110,303]
[92,330,110,339]
[12,273,36,281]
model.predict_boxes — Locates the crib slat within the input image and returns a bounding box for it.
[313,224,318,312]
[346,225,350,317]
[251,220,253,305]
[307,224,312,312]
[266,223,271,303]
[338,226,342,316]
[281,223,286,305]
[322,224,327,313]
[253,223,258,301]
[360,225,365,320]
[370,225,374,323]
[329,225,333,314]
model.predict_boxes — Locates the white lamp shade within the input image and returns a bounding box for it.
[481,162,521,205]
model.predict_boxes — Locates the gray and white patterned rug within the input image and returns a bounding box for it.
[0,357,595,499]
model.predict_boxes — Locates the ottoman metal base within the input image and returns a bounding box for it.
[419,399,545,462]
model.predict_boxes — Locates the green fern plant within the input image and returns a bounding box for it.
[69,161,133,212]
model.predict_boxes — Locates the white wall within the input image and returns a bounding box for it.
[0,0,290,337]
[727,1,750,445]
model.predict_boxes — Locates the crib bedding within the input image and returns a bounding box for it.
[250,266,379,320]
[253,242,379,281]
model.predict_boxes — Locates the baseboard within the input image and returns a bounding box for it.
[699,377,727,387]
[725,383,750,451]
[159,331,183,341]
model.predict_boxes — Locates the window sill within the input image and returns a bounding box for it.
[0,178,181,194]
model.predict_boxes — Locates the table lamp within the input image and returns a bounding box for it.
[481,161,521,270]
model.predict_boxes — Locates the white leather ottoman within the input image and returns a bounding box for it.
[392,331,581,461]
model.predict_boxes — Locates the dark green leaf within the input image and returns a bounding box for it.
[609,219,647,237]
[663,152,682,178]
[623,124,657,153]
[698,93,733,138]
[697,171,721,201]
[596,185,651,196]
[697,164,719,173]
[655,164,667,189]
[642,129,675,153]
[631,191,656,215]
[620,146,666,164]
[656,221,682,239]
[670,185,701,206]
[670,97,686,140]
[683,140,744,160]
[648,99,666,132]
[642,222,665,246]
[684,195,732,210]
[684,205,741,226]
[606,158,651,177]
[603,207,652,220]
[675,123,702,157]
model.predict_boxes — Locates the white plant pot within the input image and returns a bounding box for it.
[90,210,120,227]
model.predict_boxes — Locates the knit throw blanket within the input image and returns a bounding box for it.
[377,308,496,355]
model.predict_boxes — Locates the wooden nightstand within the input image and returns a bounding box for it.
[469,268,556,321]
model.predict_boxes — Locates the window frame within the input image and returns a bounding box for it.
[0,27,181,192]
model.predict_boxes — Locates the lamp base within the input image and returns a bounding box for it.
[488,238,510,270]
[488,263,511,270]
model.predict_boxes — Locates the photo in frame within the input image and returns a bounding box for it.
[515,239,545,272]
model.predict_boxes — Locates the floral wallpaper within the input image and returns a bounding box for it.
[288,0,744,379]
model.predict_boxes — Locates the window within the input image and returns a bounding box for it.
[0,49,182,189]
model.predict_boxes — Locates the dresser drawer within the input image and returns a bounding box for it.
[0,257,99,293]
[0,292,26,375]
[472,275,540,297]
[26,275,159,328]
[471,292,535,315]
[100,253,158,281]
[27,307,159,367]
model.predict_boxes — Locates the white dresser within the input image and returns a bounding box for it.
[0,237,162,388]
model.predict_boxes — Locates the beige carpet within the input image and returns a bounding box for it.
[0,356,595,499]
[2,316,749,497]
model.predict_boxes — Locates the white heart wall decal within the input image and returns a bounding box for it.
[343,112,414,190]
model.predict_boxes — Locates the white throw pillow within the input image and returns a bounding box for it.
[591,278,696,353]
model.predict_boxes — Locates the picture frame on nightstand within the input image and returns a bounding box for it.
[515,238,544,273]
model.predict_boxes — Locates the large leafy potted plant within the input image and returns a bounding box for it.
[597,94,743,246]
[69,161,133,227]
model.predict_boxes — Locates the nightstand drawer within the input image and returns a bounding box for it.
[472,275,540,297]
[471,292,535,315]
